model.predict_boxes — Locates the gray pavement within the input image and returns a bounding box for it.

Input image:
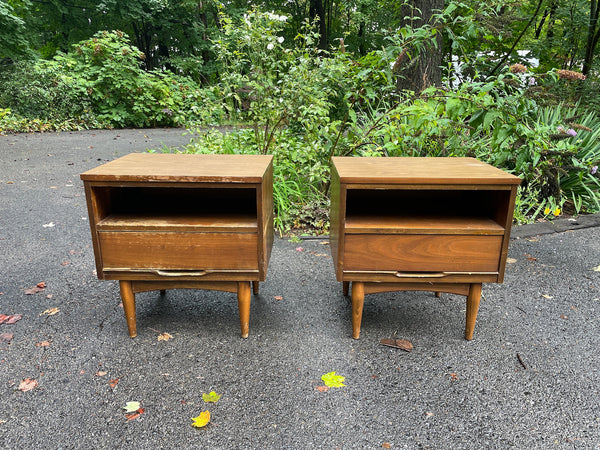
[1,129,599,449]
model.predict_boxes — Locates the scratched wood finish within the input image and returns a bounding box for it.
[81,153,273,183]
[99,231,258,270]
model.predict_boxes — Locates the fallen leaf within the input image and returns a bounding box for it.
[42,222,55,228]
[321,371,346,387]
[18,378,38,392]
[380,338,413,352]
[273,295,283,301]
[449,372,459,381]
[320,241,330,245]
[202,391,221,403]
[124,401,141,413]
[541,294,553,299]
[157,332,173,341]
[525,254,537,261]
[109,378,120,388]
[24,282,46,295]
[382,443,391,449]
[295,247,304,252]
[36,341,51,347]
[0,332,14,343]
[0,314,22,324]
[425,412,435,417]
[126,408,145,421]
[40,308,59,316]
[61,261,71,266]
[95,371,107,377]
[592,265,600,272]
[191,410,211,428]
[560,315,569,320]
[316,385,330,392]
[506,257,517,264]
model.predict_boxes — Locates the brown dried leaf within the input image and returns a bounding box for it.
[24,287,44,295]
[96,371,107,377]
[316,385,330,392]
[126,408,145,421]
[380,338,413,352]
[18,378,38,392]
[0,332,14,343]
[382,443,391,449]
[560,315,569,320]
[0,314,22,325]
[109,378,120,388]
[273,295,283,301]
[40,308,59,316]
[157,332,173,341]
[36,341,51,347]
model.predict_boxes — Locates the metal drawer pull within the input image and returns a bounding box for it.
[395,272,447,278]
[154,270,207,277]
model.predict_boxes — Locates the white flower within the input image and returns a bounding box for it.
[267,43,274,50]
[278,36,284,43]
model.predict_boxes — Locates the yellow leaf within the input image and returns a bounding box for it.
[202,391,221,403]
[541,294,553,299]
[592,265,600,272]
[157,332,173,341]
[191,410,210,428]
[321,371,346,387]
[123,401,141,413]
[40,307,59,316]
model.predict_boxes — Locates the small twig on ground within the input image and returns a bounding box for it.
[516,352,527,370]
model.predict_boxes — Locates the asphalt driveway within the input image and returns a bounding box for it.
[1,129,599,448]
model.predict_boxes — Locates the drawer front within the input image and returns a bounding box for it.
[344,234,502,273]
[99,232,258,270]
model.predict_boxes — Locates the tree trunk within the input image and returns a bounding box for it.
[395,0,443,93]
[309,0,328,50]
[582,0,600,76]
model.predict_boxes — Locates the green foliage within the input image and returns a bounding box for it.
[0,60,95,122]
[0,30,215,130]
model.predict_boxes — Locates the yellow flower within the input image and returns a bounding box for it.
[544,207,551,215]
[553,208,561,216]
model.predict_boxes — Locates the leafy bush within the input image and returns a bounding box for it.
[0,30,214,130]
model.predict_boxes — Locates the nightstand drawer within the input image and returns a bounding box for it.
[344,234,502,273]
[99,231,258,271]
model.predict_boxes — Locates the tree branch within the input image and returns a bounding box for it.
[488,0,545,77]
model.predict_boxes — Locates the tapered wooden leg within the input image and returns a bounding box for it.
[119,280,137,338]
[351,281,365,339]
[237,281,251,338]
[252,281,259,295]
[343,281,350,296]
[465,283,482,340]
[160,289,166,296]
[435,292,441,298]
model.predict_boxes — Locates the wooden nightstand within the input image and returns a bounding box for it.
[329,157,521,340]
[81,153,274,338]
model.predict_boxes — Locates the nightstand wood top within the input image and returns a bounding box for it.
[332,157,521,185]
